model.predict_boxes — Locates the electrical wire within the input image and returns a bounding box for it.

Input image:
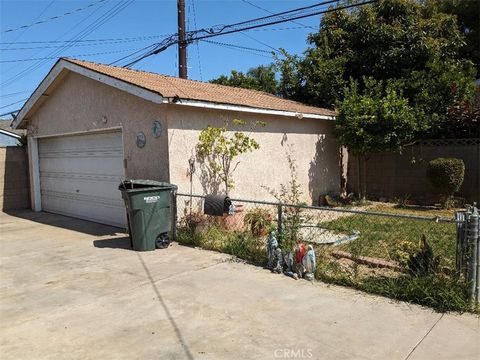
[0,90,32,99]
[2,1,55,51]
[190,0,203,80]
[0,98,29,110]
[240,0,317,30]
[120,0,376,68]
[200,39,274,57]
[0,47,150,63]
[2,0,134,88]
[1,0,108,33]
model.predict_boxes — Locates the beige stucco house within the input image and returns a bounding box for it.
[13,58,338,227]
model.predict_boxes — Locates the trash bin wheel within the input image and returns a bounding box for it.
[155,233,170,249]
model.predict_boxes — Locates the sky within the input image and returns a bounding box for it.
[0,0,324,116]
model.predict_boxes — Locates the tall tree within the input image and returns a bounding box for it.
[209,64,279,94]
[277,0,475,138]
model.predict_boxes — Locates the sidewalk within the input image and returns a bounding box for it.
[1,210,478,359]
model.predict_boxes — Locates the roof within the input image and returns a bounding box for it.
[0,120,24,137]
[65,58,334,117]
[13,58,335,129]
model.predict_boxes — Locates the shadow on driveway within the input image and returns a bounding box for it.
[5,209,123,236]
[137,252,194,360]
[93,236,132,250]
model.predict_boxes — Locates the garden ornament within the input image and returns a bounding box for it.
[267,231,279,269]
[273,248,284,273]
[303,245,316,281]
[283,251,298,279]
[293,242,307,278]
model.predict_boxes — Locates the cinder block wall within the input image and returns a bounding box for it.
[0,147,30,211]
[347,139,480,204]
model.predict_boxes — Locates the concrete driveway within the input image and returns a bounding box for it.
[1,211,478,360]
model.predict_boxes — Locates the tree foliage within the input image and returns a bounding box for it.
[209,64,279,95]
[196,119,262,194]
[276,0,476,145]
[335,78,421,155]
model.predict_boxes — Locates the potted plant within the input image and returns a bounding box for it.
[244,208,273,236]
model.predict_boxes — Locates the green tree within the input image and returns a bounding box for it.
[209,64,279,94]
[277,0,476,135]
[196,119,262,195]
[427,0,480,76]
[335,77,421,197]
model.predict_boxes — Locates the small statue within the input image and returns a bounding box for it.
[302,245,316,281]
[283,251,298,279]
[272,248,283,273]
[267,231,278,269]
[293,242,307,279]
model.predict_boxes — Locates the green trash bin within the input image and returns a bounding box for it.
[119,179,177,251]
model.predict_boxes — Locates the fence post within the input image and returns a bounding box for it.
[466,205,479,305]
[172,189,178,242]
[277,204,283,240]
[455,211,466,277]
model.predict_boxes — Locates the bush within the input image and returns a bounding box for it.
[427,157,465,207]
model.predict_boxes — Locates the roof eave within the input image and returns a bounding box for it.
[164,98,335,120]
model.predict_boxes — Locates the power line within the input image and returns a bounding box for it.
[200,39,274,59]
[190,0,203,81]
[120,0,375,68]
[0,90,32,99]
[0,26,311,46]
[3,1,55,51]
[240,0,317,31]
[0,98,29,110]
[1,0,108,33]
[0,47,149,63]
[2,0,134,88]
[1,38,164,50]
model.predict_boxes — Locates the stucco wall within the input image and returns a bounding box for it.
[26,71,339,206]
[27,72,169,182]
[167,106,340,204]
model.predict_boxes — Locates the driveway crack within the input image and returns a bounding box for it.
[404,313,444,360]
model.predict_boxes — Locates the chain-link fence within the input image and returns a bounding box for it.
[175,193,473,312]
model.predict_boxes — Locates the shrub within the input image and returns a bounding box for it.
[427,157,465,207]
[244,208,274,236]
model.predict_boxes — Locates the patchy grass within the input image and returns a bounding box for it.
[371,203,458,218]
[177,225,267,266]
[319,213,456,268]
[176,213,473,313]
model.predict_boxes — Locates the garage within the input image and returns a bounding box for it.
[12,58,338,216]
[38,131,126,227]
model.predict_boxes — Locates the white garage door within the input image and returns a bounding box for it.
[38,131,126,227]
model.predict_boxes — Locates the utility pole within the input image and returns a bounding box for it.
[177,0,187,79]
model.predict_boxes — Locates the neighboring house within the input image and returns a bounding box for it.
[0,124,22,147]
[12,58,338,227]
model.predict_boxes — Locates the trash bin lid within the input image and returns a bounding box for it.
[119,179,177,191]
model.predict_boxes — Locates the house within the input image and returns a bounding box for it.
[0,121,22,147]
[0,120,29,210]
[12,58,338,227]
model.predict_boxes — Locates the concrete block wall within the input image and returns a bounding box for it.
[0,147,30,211]
[347,139,480,204]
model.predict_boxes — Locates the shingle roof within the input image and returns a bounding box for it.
[64,58,334,117]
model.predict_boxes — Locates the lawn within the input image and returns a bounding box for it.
[319,212,457,268]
